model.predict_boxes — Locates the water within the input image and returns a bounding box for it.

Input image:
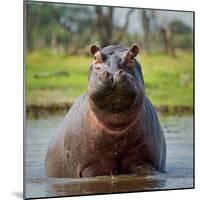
[25,115,194,199]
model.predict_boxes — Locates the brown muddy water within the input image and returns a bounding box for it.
[25,115,194,199]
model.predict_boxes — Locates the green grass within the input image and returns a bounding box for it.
[26,49,193,109]
[26,49,90,105]
[139,51,193,107]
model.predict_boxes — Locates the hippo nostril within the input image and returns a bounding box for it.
[118,70,123,75]
[101,71,109,78]
[100,70,113,83]
[114,70,127,83]
[116,70,126,79]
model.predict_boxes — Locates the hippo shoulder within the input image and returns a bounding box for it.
[64,93,87,119]
[142,96,166,171]
[45,93,88,177]
[48,93,87,145]
[143,96,162,133]
[59,93,88,131]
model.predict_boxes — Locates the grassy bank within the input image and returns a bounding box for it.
[26,49,193,115]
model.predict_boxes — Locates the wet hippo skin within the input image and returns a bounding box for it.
[45,43,166,178]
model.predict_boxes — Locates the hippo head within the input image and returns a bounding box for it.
[87,44,145,129]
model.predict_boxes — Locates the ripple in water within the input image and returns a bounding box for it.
[25,115,194,199]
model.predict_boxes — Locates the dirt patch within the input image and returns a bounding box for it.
[26,103,72,119]
[26,103,193,119]
[156,105,193,116]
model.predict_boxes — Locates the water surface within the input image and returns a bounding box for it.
[25,115,194,199]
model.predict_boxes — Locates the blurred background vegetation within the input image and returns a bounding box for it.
[25,1,193,116]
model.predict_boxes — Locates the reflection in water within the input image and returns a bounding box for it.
[26,175,166,198]
[47,176,166,196]
[25,116,193,199]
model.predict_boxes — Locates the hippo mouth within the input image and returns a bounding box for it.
[92,90,138,112]
[89,91,142,132]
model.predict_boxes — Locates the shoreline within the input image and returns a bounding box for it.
[26,103,193,118]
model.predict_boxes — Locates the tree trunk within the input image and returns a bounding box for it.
[142,10,150,52]
[95,7,113,47]
[114,9,134,43]
[160,28,176,56]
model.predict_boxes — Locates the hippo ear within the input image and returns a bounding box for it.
[90,45,100,56]
[129,43,140,57]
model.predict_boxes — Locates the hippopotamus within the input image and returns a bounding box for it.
[45,43,166,178]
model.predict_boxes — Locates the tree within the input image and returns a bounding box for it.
[169,20,191,34]
[160,28,175,56]
[95,7,134,47]
[95,7,113,47]
[141,10,150,52]
[159,20,192,56]
[26,2,135,52]
[26,3,58,51]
